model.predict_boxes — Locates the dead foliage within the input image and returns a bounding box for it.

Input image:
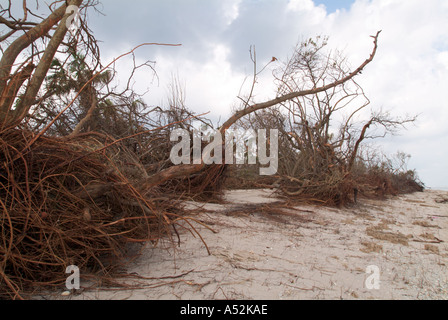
[435,196,448,204]
[360,241,383,253]
[354,168,424,199]
[224,165,278,190]
[424,244,440,254]
[0,128,188,300]
[159,164,229,202]
[278,170,354,207]
[365,225,409,246]
[222,201,315,225]
[412,220,440,229]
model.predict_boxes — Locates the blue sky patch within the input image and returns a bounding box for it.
[313,0,356,12]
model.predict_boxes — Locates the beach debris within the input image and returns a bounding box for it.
[435,196,448,204]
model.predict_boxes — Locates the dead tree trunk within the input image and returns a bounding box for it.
[0,0,84,126]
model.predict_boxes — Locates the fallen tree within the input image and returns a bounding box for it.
[227,34,421,205]
[140,32,383,193]
[1,0,386,300]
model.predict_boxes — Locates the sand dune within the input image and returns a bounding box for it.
[40,189,448,300]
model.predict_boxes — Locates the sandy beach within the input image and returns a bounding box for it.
[38,189,448,300]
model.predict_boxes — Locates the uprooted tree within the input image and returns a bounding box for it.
[0,0,187,299]
[232,36,420,205]
[1,0,415,300]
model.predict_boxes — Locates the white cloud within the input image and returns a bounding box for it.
[91,0,448,187]
[261,0,448,188]
[287,0,318,11]
[140,43,246,122]
[321,0,448,188]
[223,0,243,26]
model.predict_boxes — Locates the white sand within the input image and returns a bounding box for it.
[40,189,448,300]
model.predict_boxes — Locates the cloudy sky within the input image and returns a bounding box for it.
[84,0,448,188]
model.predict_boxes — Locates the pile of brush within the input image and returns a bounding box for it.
[354,169,425,199]
[158,164,228,202]
[278,169,355,207]
[0,128,182,299]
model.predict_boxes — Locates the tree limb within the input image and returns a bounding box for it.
[0,2,70,103]
[12,0,84,124]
